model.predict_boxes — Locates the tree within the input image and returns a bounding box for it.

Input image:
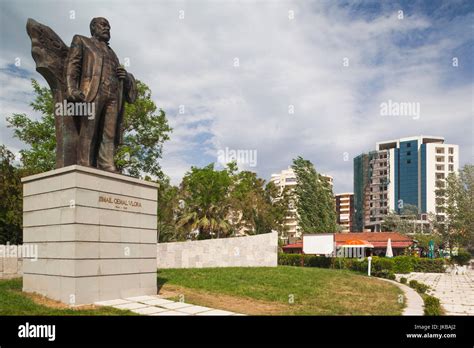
[157,177,182,242]
[115,81,172,179]
[0,145,23,244]
[230,170,279,235]
[177,163,233,239]
[175,162,288,240]
[7,79,171,179]
[291,156,336,233]
[6,80,55,174]
[455,165,474,250]
[433,165,474,252]
[265,181,291,242]
[381,204,422,234]
[412,233,442,257]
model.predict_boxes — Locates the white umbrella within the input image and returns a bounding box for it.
[386,238,393,258]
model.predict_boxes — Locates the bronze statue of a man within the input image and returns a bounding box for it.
[26,17,137,173]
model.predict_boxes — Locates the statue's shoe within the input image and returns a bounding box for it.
[98,165,120,173]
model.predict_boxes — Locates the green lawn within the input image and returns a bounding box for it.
[157,266,405,315]
[0,278,134,315]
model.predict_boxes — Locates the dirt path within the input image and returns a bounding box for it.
[159,284,292,315]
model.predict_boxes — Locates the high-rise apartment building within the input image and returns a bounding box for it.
[353,136,459,232]
[335,193,354,233]
[270,167,333,242]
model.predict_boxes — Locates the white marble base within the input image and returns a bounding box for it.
[22,165,158,305]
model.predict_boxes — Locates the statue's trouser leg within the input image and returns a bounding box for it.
[78,98,103,167]
[97,97,119,171]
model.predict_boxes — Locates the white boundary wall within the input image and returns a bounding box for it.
[157,232,278,269]
[0,246,23,278]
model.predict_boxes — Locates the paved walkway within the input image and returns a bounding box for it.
[379,278,424,316]
[95,295,242,316]
[396,270,474,316]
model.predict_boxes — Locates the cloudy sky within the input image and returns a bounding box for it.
[1,0,472,193]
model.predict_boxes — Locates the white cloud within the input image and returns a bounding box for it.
[0,0,472,191]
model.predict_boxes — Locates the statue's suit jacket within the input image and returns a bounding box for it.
[65,35,137,145]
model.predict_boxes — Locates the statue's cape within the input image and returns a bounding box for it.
[26,18,69,93]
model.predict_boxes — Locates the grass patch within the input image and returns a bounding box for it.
[157,266,405,315]
[0,278,135,315]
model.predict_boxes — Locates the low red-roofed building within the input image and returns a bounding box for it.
[282,232,413,256]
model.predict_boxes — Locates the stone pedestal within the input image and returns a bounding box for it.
[22,165,158,305]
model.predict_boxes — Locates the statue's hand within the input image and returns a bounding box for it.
[116,66,127,80]
[68,89,86,102]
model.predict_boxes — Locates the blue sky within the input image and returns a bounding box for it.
[0,0,472,193]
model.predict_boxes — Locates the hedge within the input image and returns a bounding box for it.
[423,296,442,316]
[278,253,445,274]
[409,280,429,294]
[452,249,472,266]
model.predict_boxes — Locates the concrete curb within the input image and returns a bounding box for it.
[379,278,424,316]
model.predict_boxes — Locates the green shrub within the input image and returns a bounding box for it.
[391,256,414,273]
[278,253,304,266]
[278,253,445,274]
[278,253,333,268]
[415,283,429,294]
[305,255,332,268]
[372,270,395,279]
[400,277,407,284]
[408,280,429,294]
[413,258,445,273]
[424,296,442,316]
[452,249,472,266]
[372,257,393,272]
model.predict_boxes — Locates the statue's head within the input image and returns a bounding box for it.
[90,17,110,43]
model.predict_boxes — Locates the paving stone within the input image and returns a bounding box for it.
[151,310,190,316]
[131,306,168,315]
[175,305,213,314]
[124,295,158,302]
[140,298,176,306]
[92,296,240,316]
[113,302,149,310]
[196,309,236,316]
[94,299,132,306]
[396,269,474,316]
[158,302,193,310]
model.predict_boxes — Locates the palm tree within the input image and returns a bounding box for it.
[178,203,232,239]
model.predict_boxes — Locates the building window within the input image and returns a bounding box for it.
[407,151,411,156]
[407,143,411,147]
[449,147,454,154]
[449,164,454,171]
[407,159,411,164]
[449,156,454,163]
